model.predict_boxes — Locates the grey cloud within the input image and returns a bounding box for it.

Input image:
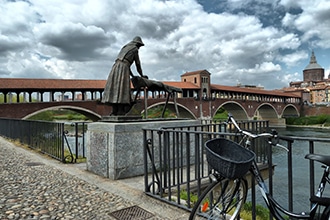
[36,23,110,61]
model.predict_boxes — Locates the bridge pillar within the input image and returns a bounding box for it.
[86,119,199,180]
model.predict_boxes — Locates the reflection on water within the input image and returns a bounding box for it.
[250,126,330,213]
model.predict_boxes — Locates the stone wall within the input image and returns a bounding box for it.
[86,119,199,180]
[301,105,330,116]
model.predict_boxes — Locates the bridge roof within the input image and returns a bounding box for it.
[0,78,199,90]
[0,78,106,91]
[211,84,301,98]
[0,77,300,98]
[162,81,200,89]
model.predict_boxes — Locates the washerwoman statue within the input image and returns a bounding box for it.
[102,36,146,115]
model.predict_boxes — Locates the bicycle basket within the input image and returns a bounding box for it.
[205,138,255,179]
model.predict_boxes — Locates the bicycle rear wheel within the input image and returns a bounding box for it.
[189,178,247,220]
[321,205,330,220]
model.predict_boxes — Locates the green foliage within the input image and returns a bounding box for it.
[286,114,330,126]
[28,110,89,121]
[213,107,228,120]
[146,105,177,118]
[240,202,270,220]
[29,111,54,121]
[179,190,198,206]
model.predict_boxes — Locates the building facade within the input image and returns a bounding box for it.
[285,51,330,105]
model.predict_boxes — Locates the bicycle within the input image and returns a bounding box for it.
[189,114,330,220]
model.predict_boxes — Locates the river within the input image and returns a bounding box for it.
[252,126,330,213]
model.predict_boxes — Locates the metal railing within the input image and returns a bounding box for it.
[143,120,269,210]
[143,121,330,219]
[0,118,87,163]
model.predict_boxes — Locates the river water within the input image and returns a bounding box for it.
[252,126,330,213]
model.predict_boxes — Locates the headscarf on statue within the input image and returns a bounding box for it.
[117,36,144,62]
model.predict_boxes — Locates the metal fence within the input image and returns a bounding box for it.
[0,118,87,163]
[142,120,269,209]
[142,121,330,219]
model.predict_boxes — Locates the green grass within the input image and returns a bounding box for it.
[179,189,271,219]
[146,105,177,118]
[28,109,89,121]
[286,114,330,126]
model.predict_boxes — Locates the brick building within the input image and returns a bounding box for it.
[284,51,330,105]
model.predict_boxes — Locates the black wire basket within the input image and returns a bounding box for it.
[205,138,255,179]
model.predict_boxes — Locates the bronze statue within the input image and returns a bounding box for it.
[102,36,146,115]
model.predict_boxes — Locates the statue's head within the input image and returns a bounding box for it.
[132,36,144,47]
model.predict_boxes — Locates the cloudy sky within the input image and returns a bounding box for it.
[1,0,330,89]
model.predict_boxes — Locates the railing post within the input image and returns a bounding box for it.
[61,123,65,162]
[309,140,315,209]
[143,130,148,193]
[287,141,293,212]
[74,122,78,163]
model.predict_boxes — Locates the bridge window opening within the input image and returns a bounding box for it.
[188,90,194,98]
[201,77,208,83]
[85,91,93,100]
[54,92,64,101]
[31,92,41,102]
[9,92,15,103]
[211,92,216,99]
[75,92,83,101]
[193,91,199,99]
[202,88,207,100]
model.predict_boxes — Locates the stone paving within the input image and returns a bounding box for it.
[0,137,189,220]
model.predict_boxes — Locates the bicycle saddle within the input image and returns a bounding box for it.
[305,154,330,166]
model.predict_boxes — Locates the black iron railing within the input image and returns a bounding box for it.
[0,118,87,163]
[143,121,330,219]
[143,120,269,210]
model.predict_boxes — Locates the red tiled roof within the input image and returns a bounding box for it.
[0,78,106,90]
[180,69,210,77]
[162,81,200,89]
[0,77,300,98]
[211,84,301,98]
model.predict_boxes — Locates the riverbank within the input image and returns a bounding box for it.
[286,124,330,129]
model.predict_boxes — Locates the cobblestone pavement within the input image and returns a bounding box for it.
[0,137,189,220]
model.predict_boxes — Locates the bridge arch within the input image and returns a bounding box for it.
[214,101,249,120]
[23,105,101,121]
[254,103,278,120]
[281,104,300,118]
[145,102,197,119]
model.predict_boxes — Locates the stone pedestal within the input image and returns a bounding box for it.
[86,119,198,180]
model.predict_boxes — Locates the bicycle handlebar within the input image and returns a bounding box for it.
[227,113,289,152]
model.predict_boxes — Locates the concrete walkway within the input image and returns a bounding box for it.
[0,137,190,220]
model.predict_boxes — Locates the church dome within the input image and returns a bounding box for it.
[304,51,323,70]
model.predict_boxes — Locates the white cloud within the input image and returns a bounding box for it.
[0,0,329,89]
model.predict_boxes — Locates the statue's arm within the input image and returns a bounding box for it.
[134,51,143,77]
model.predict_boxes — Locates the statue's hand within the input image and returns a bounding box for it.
[142,75,148,79]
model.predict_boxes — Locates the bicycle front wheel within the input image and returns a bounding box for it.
[189,178,247,220]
